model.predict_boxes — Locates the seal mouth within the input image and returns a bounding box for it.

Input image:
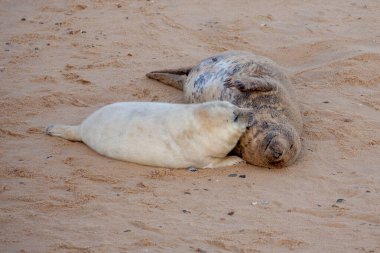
[268,159,285,166]
[233,110,255,128]
[264,134,289,164]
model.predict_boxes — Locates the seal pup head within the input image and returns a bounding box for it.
[193,101,255,142]
[236,122,301,168]
[197,101,254,125]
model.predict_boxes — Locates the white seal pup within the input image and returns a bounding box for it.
[46,101,254,169]
[147,51,303,168]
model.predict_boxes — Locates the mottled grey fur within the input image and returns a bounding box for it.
[147,51,303,168]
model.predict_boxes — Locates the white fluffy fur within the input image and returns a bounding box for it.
[46,101,252,169]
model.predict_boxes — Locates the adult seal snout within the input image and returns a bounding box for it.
[147,51,303,168]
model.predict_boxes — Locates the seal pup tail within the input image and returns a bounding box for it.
[46,125,82,142]
[146,66,192,90]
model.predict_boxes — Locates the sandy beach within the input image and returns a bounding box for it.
[1,0,379,252]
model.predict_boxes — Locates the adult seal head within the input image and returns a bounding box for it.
[147,51,303,168]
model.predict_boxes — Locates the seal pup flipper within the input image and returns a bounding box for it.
[204,156,245,168]
[146,66,193,90]
[224,76,277,92]
[46,125,82,141]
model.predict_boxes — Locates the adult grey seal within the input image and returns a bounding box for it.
[146,51,303,168]
[46,101,254,169]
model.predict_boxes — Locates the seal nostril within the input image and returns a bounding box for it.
[273,150,283,159]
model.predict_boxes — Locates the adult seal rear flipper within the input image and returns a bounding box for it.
[146,66,193,91]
